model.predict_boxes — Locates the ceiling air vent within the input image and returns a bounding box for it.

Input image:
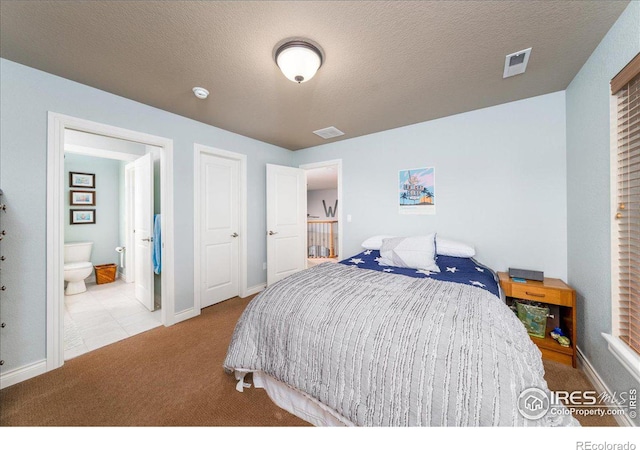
[313,126,345,140]
[503,48,532,78]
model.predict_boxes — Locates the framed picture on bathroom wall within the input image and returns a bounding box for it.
[69,172,95,188]
[70,209,96,225]
[70,190,96,206]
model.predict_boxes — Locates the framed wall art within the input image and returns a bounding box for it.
[69,172,95,188]
[70,209,96,225]
[70,190,96,206]
[398,167,435,215]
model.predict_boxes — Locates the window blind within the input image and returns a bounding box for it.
[613,53,640,355]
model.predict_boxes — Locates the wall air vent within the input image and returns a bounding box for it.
[313,126,345,140]
[503,48,532,78]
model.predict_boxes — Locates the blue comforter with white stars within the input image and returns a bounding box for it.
[340,250,501,298]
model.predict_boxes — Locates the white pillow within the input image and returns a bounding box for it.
[436,237,475,258]
[378,235,440,272]
[361,235,397,250]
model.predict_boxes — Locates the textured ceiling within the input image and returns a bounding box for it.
[0,1,630,150]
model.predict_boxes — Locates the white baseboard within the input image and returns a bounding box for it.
[178,284,263,325]
[577,347,636,427]
[244,283,266,297]
[0,359,47,390]
[174,307,200,324]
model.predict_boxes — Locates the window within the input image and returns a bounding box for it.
[610,53,640,363]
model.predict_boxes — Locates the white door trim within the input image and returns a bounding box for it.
[46,112,176,371]
[193,143,248,313]
[300,159,343,262]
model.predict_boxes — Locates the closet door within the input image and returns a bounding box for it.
[199,152,240,307]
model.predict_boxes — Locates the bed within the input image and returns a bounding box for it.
[224,241,579,427]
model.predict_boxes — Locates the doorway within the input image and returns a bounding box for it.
[193,144,248,311]
[47,112,175,371]
[264,160,343,286]
[301,160,343,269]
[63,143,161,360]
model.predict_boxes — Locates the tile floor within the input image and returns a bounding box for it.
[64,278,162,360]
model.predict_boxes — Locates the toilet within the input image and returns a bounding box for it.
[64,241,94,295]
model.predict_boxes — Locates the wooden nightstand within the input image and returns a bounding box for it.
[498,272,577,368]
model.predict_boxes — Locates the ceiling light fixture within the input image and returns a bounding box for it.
[192,87,209,99]
[275,40,323,83]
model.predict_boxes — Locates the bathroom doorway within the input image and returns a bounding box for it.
[47,113,175,371]
[62,132,163,360]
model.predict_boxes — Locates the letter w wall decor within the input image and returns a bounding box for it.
[322,199,338,218]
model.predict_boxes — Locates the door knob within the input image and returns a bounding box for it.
[231,232,239,238]
[141,237,154,242]
[268,230,278,235]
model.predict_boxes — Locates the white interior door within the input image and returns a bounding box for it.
[266,164,307,286]
[133,152,154,311]
[200,153,240,307]
[124,164,136,283]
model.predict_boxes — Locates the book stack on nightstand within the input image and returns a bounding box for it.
[498,272,577,368]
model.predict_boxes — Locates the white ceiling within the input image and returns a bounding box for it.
[0,1,630,150]
[65,130,147,158]
[306,166,338,191]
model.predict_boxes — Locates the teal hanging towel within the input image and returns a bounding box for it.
[153,214,161,274]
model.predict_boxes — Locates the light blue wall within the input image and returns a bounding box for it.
[566,1,640,424]
[293,91,568,279]
[64,154,121,267]
[0,58,291,372]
